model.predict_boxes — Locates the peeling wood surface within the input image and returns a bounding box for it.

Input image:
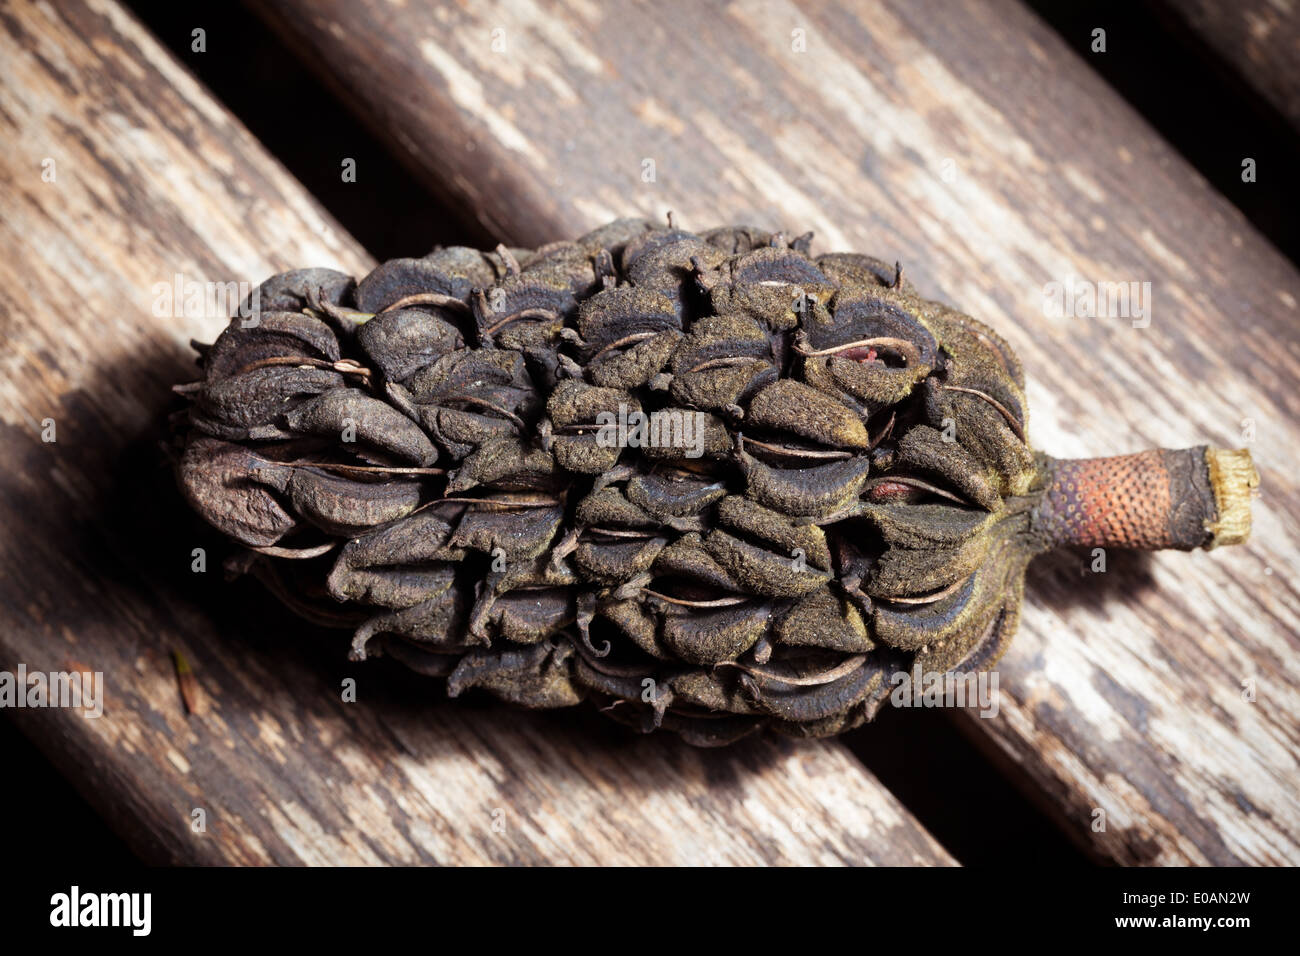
[0,0,955,865]
[254,0,1300,864]
[1154,0,1300,132]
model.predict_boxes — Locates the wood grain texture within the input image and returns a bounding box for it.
[0,0,954,865]
[253,0,1300,864]
[1154,0,1300,132]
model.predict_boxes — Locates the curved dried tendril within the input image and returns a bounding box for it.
[794,336,921,366]
[435,393,527,431]
[639,589,750,608]
[233,355,373,379]
[429,495,561,510]
[740,435,852,460]
[863,475,969,505]
[687,356,769,374]
[479,306,562,338]
[938,384,1026,443]
[286,460,446,478]
[876,572,972,606]
[380,291,471,314]
[589,331,659,362]
[248,541,339,559]
[717,654,867,687]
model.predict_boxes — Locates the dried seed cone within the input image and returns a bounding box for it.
[173,219,1257,745]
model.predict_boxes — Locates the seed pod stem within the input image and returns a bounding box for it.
[1036,447,1258,551]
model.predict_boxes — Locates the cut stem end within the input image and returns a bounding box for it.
[1204,447,1259,549]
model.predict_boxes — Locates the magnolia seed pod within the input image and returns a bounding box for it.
[173,219,1259,745]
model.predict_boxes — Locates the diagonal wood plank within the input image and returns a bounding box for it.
[0,0,953,865]
[253,0,1300,863]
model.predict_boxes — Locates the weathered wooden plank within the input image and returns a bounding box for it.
[1153,0,1300,133]
[0,0,953,865]
[254,0,1300,863]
